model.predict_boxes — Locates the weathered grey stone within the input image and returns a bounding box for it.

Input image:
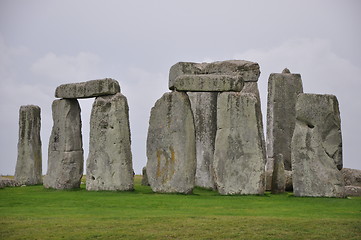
[265,170,293,191]
[344,186,361,197]
[187,92,217,189]
[173,74,244,92]
[169,60,260,90]
[340,168,361,187]
[271,154,286,194]
[214,92,265,195]
[266,69,303,171]
[141,167,149,186]
[0,177,21,188]
[43,99,83,189]
[147,92,196,194]
[146,91,196,194]
[86,93,134,191]
[55,78,120,99]
[15,105,42,185]
[291,94,344,197]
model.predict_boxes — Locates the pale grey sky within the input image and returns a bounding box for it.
[0,0,360,174]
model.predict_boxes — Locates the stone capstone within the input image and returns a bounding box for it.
[55,78,120,99]
[141,167,149,186]
[86,93,134,191]
[340,168,361,187]
[15,105,42,185]
[266,69,303,171]
[146,91,196,194]
[214,92,265,195]
[169,60,260,90]
[43,99,84,189]
[291,94,344,197]
[271,153,286,194]
[187,92,217,189]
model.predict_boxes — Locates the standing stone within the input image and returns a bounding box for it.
[146,91,196,194]
[271,153,286,194]
[15,105,42,185]
[266,69,303,171]
[291,93,344,197]
[86,93,134,191]
[44,99,83,189]
[187,92,218,189]
[141,167,149,186]
[214,92,265,195]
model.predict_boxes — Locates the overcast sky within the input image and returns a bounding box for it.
[0,0,360,175]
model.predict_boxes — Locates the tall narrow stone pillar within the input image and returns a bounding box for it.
[86,93,134,191]
[187,92,217,189]
[44,99,83,189]
[214,92,265,195]
[266,68,303,171]
[15,105,42,185]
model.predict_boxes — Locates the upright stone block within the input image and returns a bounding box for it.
[271,153,286,194]
[266,69,303,171]
[141,167,149,186]
[214,92,266,195]
[146,92,196,194]
[44,99,83,189]
[169,60,260,90]
[291,94,344,197]
[187,92,217,189]
[86,93,134,191]
[15,105,42,185]
[55,78,120,99]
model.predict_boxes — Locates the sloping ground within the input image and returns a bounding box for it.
[0,176,360,240]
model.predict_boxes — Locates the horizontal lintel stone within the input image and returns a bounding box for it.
[55,78,120,99]
[172,74,244,92]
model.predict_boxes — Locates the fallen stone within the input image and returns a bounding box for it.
[172,74,243,92]
[43,99,84,189]
[15,105,42,185]
[55,78,120,99]
[344,186,361,197]
[214,92,265,195]
[0,178,21,188]
[271,154,286,194]
[141,167,149,186]
[146,91,196,194]
[291,94,344,197]
[169,60,260,90]
[266,69,303,171]
[86,93,134,191]
[340,168,361,186]
[187,92,217,189]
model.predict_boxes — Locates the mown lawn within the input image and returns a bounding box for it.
[0,176,360,239]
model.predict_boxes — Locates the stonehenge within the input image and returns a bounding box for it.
[44,78,134,190]
[11,59,357,198]
[15,105,42,185]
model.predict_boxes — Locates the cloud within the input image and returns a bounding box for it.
[31,52,102,83]
[234,38,361,169]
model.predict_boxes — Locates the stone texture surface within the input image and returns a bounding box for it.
[266,170,293,191]
[141,167,149,186]
[173,74,244,92]
[146,91,196,194]
[266,70,303,171]
[0,177,21,188]
[340,168,361,186]
[55,78,120,99]
[43,99,84,189]
[271,154,286,194]
[169,60,260,90]
[214,92,265,195]
[86,93,134,191]
[187,92,217,189]
[291,94,344,197]
[15,105,42,185]
[344,186,361,197]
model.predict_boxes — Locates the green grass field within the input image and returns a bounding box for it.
[1,176,360,240]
